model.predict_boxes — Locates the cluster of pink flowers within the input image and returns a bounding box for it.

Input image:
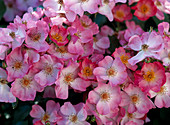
[0,0,170,125]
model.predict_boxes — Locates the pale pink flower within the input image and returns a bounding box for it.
[64,0,99,17]
[134,62,166,93]
[58,102,89,125]
[55,62,90,99]
[122,84,155,114]
[47,43,76,60]
[98,0,115,21]
[0,68,16,103]
[72,15,99,35]
[3,0,22,22]
[88,82,121,115]
[16,0,40,11]
[34,54,63,87]
[11,69,44,101]
[93,56,127,86]
[128,31,164,65]
[124,21,144,42]
[149,72,170,108]
[25,20,49,52]
[6,47,29,82]
[121,107,145,125]
[30,100,61,124]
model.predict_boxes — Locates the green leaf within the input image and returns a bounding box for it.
[94,13,107,27]
[13,105,32,124]
[0,0,6,20]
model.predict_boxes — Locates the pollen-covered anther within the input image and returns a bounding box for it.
[56,46,67,53]
[21,77,31,87]
[116,11,124,18]
[44,65,53,75]
[131,94,139,104]
[140,4,149,13]
[42,113,50,122]
[64,73,74,85]
[120,54,129,64]
[31,33,41,42]
[100,92,110,101]
[13,61,22,70]
[9,32,16,39]
[52,33,63,42]
[83,67,93,77]
[158,86,168,95]
[0,78,8,85]
[69,114,78,123]
[142,44,149,51]
[127,113,133,118]
[107,68,117,76]
[103,0,109,4]
[143,70,155,82]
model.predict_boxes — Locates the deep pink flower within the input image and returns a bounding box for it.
[134,62,166,93]
[132,0,157,21]
[78,58,96,80]
[112,4,132,22]
[49,25,69,46]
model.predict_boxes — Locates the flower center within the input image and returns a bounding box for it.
[142,44,149,51]
[116,11,124,18]
[81,21,89,28]
[131,94,139,104]
[127,113,133,118]
[83,67,93,77]
[120,54,129,64]
[168,52,170,59]
[44,65,53,75]
[9,32,16,39]
[58,0,63,4]
[107,68,116,76]
[21,77,31,87]
[158,86,167,95]
[13,61,22,70]
[155,0,161,6]
[140,4,149,14]
[64,73,74,85]
[143,70,155,82]
[0,78,8,85]
[93,37,98,43]
[8,3,13,8]
[42,113,50,122]
[101,92,110,101]
[52,33,63,42]
[104,0,109,4]
[69,114,78,123]
[30,33,41,42]
[56,46,67,54]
